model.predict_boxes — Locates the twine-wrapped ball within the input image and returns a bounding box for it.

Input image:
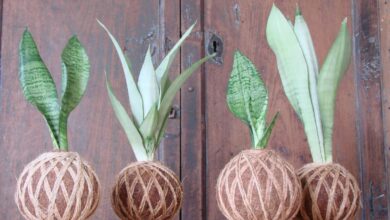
[297,163,361,220]
[216,149,302,220]
[15,151,100,220]
[111,161,183,220]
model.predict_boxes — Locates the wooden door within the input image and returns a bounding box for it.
[0,0,388,219]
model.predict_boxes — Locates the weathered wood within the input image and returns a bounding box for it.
[353,0,388,218]
[380,1,390,219]
[203,0,358,219]
[156,1,181,220]
[0,1,170,219]
[180,1,207,219]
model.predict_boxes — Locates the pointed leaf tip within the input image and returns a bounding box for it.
[295,4,302,16]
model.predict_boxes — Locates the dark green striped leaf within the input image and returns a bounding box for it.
[19,29,60,147]
[226,51,268,148]
[58,36,90,150]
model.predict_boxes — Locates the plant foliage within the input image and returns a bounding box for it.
[99,21,215,161]
[19,29,90,151]
[266,5,351,162]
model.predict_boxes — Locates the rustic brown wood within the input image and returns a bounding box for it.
[156,1,181,220]
[180,0,207,219]
[354,0,389,219]
[203,0,359,219]
[380,1,390,219]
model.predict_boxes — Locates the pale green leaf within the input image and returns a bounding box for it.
[318,18,351,162]
[156,22,196,97]
[156,54,215,142]
[59,36,90,150]
[139,103,158,141]
[294,7,324,159]
[98,20,144,125]
[138,46,160,116]
[226,51,268,148]
[19,29,60,148]
[105,72,148,161]
[266,4,324,162]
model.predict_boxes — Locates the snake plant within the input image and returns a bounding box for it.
[227,51,279,149]
[19,29,90,151]
[266,5,351,163]
[98,21,215,161]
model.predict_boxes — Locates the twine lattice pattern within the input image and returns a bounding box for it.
[216,149,302,220]
[111,161,183,220]
[297,163,361,220]
[15,151,100,220]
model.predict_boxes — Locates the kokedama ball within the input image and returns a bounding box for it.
[111,161,183,220]
[216,149,302,220]
[15,151,100,220]
[297,163,361,220]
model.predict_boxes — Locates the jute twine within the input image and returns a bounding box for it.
[15,151,100,220]
[111,161,183,220]
[297,162,361,220]
[216,149,302,220]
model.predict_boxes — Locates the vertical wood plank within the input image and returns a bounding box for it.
[379,0,390,219]
[0,1,172,219]
[353,0,388,218]
[203,0,357,219]
[180,0,206,219]
[157,1,181,220]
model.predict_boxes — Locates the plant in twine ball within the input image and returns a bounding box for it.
[216,51,302,220]
[98,20,215,220]
[266,5,361,220]
[15,30,100,219]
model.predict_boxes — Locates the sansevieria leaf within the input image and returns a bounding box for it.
[156,22,196,98]
[98,20,144,125]
[19,29,60,147]
[105,72,148,161]
[139,103,158,142]
[318,18,351,162]
[294,7,324,160]
[156,54,215,138]
[59,36,90,150]
[138,47,159,117]
[257,112,279,148]
[226,51,268,148]
[266,5,324,162]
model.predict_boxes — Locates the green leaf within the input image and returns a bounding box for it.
[226,51,268,148]
[19,29,60,148]
[266,4,324,162]
[139,103,158,142]
[137,46,160,117]
[156,22,196,98]
[318,18,351,162]
[257,112,279,148]
[59,36,90,150]
[105,72,148,161]
[294,8,324,159]
[156,54,215,143]
[98,20,144,125]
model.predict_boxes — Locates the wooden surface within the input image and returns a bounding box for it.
[0,0,388,219]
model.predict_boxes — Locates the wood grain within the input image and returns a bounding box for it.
[354,0,389,218]
[180,0,207,219]
[380,1,390,219]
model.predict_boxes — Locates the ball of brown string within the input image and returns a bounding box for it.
[216,149,302,220]
[15,151,100,220]
[111,161,183,220]
[297,162,361,220]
